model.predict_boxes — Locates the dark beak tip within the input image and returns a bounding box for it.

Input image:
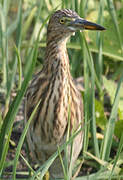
[100,26,106,31]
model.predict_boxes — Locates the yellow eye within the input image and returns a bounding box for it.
[60,18,65,24]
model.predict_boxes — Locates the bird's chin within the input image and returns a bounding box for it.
[69,26,80,33]
[68,26,76,31]
[68,26,84,35]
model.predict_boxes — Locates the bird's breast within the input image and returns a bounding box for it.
[26,66,83,157]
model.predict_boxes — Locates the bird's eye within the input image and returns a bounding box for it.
[60,18,65,24]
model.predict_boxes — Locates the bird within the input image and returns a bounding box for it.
[25,9,105,178]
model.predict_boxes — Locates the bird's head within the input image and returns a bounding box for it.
[47,9,105,44]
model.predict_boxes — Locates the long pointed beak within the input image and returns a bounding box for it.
[70,18,105,31]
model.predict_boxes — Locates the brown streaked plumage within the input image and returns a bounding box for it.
[25,9,105,178]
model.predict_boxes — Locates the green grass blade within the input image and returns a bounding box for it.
[109,132,123,180]
[19,154,34,175]
[80,32,100,158]
[22,6,37,40]
[0,22,40,176]
[0,3,7,88]
[107,0,123,54]
[79,33,90,153]
[12,100,41,180]
[101,72,123,160]
[67,107,74,179]
[0,110,3,131]
[5,0,22,105]
[64,105,71,177]
[74,172,123,180]
[14,45,22,90]
[23,0,43,76]
[79,0,89,154]
[57,146,67,180]
[0,127,12,175]
[96,0,104,84]
[3,0,11,16]
[24,14,50,78]
[62,0,65,9]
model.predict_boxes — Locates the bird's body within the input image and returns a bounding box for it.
[25,9,105,178]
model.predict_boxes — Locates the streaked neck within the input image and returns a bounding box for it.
[45,37,70,76]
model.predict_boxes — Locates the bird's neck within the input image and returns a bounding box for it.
[45,38,71,77]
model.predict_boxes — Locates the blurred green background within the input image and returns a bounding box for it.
[0,0,123,179]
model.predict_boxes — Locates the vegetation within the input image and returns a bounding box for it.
[0,0,123,179]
